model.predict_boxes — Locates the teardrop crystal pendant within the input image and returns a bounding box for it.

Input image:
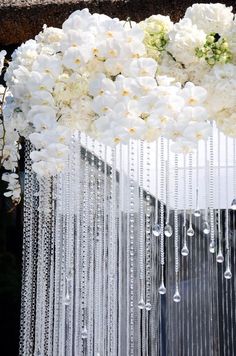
[64,292,71,306]
[209,241,215,254]
[187,226,194,237]
[81,328,88,339]
[231,198,236,210]
[202,221,210,235]
[194,209,201,217]
[158,282,166,295]
[164,223,173,237]
[224,269,232,279]
[173,290,181,303]
[145,303,152,311]
[138,298,146,309]
[181,245,189,257]
[153,223,161,237]
[216,251,224,263]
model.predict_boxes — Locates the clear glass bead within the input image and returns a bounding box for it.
[138,299,145,309]
[187,227,194,237]
[231,198,236,210]
[158,283,166,295]
[194,209,201,217]
[209,241,215,254]
[81,328,88,339]
[164,223,173,237]
[216,251,224,263]
[145,303,152,311]
[202,221,210,235]
[173,290,181,303]
[181,245,189,257]
[64,292,70,306]
[152,223,161,237]
[224,269,232,279]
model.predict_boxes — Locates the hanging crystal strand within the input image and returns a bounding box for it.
[87,139,96,355]
[164,140,173,237]
[20,142,39,356]
[173,154,181,303]
[118,143,125,356]
[107,147,118,355]
[158,137,166,295]
[224,137,232,279]
[47,176,56,356]
[153,139,161,237]
[64,137,76,356]
[216,131,224,263]
[209,131,215,253]
[181,154,189,256]
[138,139,145,309]
[53,172,63,356]
[73,132,82,355]
[102,146,108,356]
[142,143,151,356]
[203,142,210,235]
[231,138,236,209]
[194,145,201,218]
[128,139,135,355]
[145,143,152,312]
[79,136,89,354]
[34,176,51,356]
[164,140,173,238]
[94,142,103,356]
[187,152,194,237]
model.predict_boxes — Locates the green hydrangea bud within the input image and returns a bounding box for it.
[195,32,232,66]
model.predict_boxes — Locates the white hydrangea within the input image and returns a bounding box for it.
[184,3,234,34]
[202,64,236,114]
[167,18,206,66]
[0,50,6,72]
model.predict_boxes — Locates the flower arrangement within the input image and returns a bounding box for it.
[0,3,235,203]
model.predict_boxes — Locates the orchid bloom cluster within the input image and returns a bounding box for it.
[0,3,235,202]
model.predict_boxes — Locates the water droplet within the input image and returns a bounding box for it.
[164,224,173,237]
[209,241,215,254]
[224,269,232,279]
[231,198,236,210]
[187,226,194,237]
[216,252,224,263]
[194,209,201,217]
[138,299,145,309]
[152,223,161,237]
[181,245,189,256]
[81,328,88,339]
[145,303,152,311]
[173,290,181,303]
[158,283,166,295]
[202,221,210,235]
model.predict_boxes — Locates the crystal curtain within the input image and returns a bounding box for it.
[20,130,236,356]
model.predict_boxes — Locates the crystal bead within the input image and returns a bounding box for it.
[209,241,215,254]
[173,291,181,303]
[152,223,161,237]
[216,252,224,263]
[194,209,201,217]
[138,299,145,309]
[224,269,232,279]
[202,221,210,235]
[158,283,166,295]
[145,303,152,311]
[81,328,88,339]
[164,224,173,237]
[231,198,236,210]
[181,245,189,256]
[187,226,194,237]
[64,293,70,306]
